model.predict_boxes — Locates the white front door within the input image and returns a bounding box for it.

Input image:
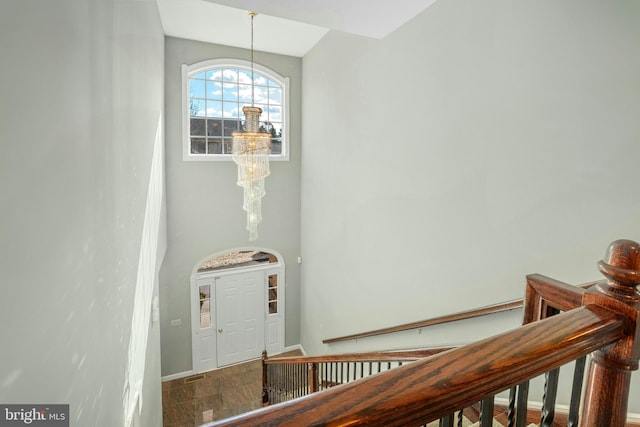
[215,270,265,367]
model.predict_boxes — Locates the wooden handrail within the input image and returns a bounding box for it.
[208,305,625,427]
[324,280,599,344]
[323,299,523,344]
[264,348,453,365]
[524,274,594,322]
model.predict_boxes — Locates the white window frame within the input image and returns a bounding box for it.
[182,58,290,161]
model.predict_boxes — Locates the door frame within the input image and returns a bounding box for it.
[190,248,285,374]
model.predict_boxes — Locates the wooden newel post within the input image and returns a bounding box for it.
[580,239,640,426]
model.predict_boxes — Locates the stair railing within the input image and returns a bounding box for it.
[204,239,640,427]
[261,348,453,405]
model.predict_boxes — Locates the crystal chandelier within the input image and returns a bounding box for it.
[232,12,271,241]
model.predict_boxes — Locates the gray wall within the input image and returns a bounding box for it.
[0,0,165,425]
[301,0,640,408]
[161,37,302,376]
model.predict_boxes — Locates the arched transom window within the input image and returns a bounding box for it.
[182,59,289,161]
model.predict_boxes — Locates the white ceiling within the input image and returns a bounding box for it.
[156,0,438,57]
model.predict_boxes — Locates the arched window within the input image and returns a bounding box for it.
[182,59,289,161]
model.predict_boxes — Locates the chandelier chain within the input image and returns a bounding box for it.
[250,11,255,107]
[232,11,271,241]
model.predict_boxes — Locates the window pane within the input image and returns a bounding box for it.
[260,121,275,138]
[191,137,206,154]
[190,118,206,136]
[268,78,280,87]
[223,138,233,154]
[270,139,282,155]
[223,120,239,137]
[199,285,210,300]
[208,138,222,154]
[270,122,283,137]
[267,105,282,122]
[238,69,252,84]
[207,119,222,136]
[268,302,277,315]
[192,72,206,80]
[223,83,238,102]
[253,86,268,104]
[268,87,282,104]
[189,79,206,98]
[207,81,222,100]
[222,68,238,82]
[254,74,267,86]
[238,84,252,104]
[205,100,222,118]
[189,99,205,117]
[206,69,223,81]
[223,101,240,118]
[200,299,210,314]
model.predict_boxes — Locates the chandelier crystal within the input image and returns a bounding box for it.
[232,12,271,241]
[232,106,271,241]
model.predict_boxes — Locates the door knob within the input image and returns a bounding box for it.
[218,328,223,333]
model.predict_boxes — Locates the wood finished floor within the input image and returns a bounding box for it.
[162,350,301,427]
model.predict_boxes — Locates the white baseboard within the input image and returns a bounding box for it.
[161,370,194,382]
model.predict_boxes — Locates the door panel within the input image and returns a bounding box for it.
[216,270,265,367]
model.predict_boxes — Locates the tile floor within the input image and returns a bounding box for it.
[162,351,301,427]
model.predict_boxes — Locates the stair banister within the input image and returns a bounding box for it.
[204,239,640,427]
[208,306,624,426]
